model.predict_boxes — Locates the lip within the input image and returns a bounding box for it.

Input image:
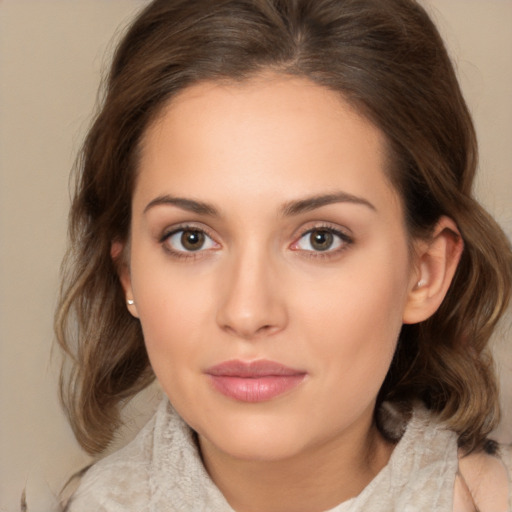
[205,360,307,403]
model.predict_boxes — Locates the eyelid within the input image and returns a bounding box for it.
[289,223,353,255]
[159,223,221,257]
[157,221,352,260]
[159,221,217,242]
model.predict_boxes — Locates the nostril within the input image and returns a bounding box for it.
[215,264,288,339]
[256,324,273,334]
[219,320,282,341]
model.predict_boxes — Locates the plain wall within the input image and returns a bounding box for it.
[0,1,510,510]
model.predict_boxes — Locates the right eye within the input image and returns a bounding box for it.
[162,228,219,254]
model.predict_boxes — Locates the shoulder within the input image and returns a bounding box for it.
[382,403,511,511]
[454,445,511,512]
[66,413,158,511]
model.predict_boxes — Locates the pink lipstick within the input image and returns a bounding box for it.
[205,360,306,403]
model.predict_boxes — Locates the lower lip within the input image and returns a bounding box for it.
[208,375,306,403]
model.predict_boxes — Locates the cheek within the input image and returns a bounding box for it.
[295,245,410,380]
[298,245,409,334]
[134,289,211,408]
[129,255,215,367]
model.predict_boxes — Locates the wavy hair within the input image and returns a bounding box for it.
[56,0,512,454]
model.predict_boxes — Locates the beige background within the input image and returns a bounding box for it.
[0,1,511,510]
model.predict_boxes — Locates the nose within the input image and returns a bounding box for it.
[215,246,288,340]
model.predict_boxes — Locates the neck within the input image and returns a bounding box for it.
[198,413,395,512]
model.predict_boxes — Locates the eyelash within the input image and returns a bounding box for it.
[290,225,353,259]
[159,223,353,261]
[159,224,220,260]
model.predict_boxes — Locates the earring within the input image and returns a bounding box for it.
[127,299,135,305]
[417,279,426,288]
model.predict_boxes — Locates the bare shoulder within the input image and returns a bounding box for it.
[453,446,511,512]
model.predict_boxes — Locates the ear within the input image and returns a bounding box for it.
[111,241,139,318]
[402,216,463,325]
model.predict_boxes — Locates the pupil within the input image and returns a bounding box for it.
[181,230,205,251]
[311,230,333,251]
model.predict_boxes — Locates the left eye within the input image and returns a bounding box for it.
[164,229,217,252]
[293,229,347,252]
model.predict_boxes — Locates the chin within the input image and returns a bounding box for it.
[207,430,309,462]
[193,409,319,463]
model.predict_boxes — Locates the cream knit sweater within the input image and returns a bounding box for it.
[67,399,511,511]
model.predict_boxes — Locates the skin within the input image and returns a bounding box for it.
[118,74,462,512]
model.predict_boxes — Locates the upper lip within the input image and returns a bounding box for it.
[205,359,306,377]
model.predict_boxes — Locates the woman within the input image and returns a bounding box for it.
[56,0,512,510]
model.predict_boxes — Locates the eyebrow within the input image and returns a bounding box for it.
[144,195,218,216]
[281,192,376,216]
[143,191,376,217]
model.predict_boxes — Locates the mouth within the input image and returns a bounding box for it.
[204,360,307,403]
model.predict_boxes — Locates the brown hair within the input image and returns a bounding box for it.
[56,0,512,455]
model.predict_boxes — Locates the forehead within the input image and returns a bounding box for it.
[135,74,401,218]
[143,74,386,159]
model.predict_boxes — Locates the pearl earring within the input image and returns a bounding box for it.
[417,279,426,288]
[127,299,135,305]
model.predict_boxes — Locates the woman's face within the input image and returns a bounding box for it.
[123,75,419,462]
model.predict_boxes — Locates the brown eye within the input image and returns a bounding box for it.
[292,227,350,254]
[163,228,218,254]
[181,230,205,251]
[309,230,334,251]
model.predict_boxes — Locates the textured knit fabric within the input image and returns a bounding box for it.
[67,399,511,512]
